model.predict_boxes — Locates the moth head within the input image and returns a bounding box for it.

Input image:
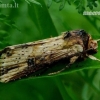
[87,35,98,54]
[87,36,100,62]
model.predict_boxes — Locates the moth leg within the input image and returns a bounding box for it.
[36,66,50,76]
[88,55,100,62]
[48,56,79,75]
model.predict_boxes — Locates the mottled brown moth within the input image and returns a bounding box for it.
[0,30,100,83]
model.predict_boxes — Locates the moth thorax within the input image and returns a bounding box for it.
[87,37,98,54]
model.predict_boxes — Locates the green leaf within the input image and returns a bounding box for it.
[46,0,98,13]
[0,13,20,31]
[93,2,97,7]
[0,30,9,49]
[89,69,98,81]
[25,0,30,4]
[87,0,98,10]
[0,0,2,3]
[47,0,52,8]
[87,1,93,10]
[59,0,66,11]
[3,20,20,31]
[76,5,85,13]
[74,0,85,13]
[25,0,42,6]
[0,13,8,19]
[66,0,71,5]
[53,0,61,3]
[28,0,58,39]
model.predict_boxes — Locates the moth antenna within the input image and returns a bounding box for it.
[96,39,100,42]
[88,55,100,62]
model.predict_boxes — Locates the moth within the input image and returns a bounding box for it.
[0,29,100,83]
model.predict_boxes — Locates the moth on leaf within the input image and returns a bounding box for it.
[0,29,99,83]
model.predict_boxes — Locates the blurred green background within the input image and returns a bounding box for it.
[0,0,100,100]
